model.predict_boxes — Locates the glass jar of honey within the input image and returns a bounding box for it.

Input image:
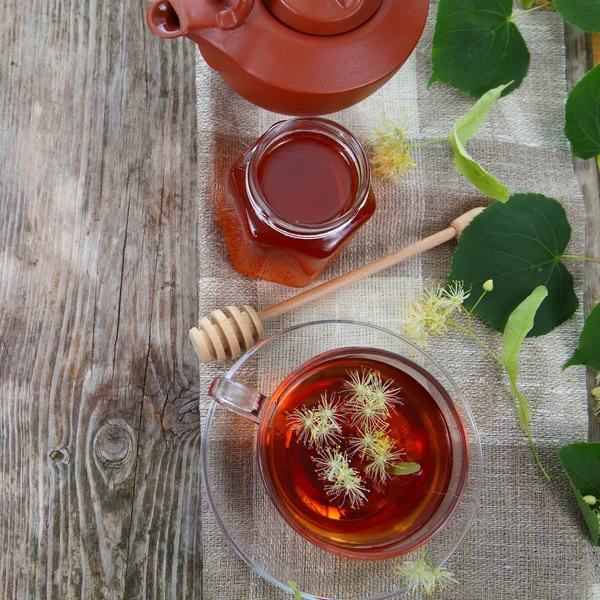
[218,118,376,287]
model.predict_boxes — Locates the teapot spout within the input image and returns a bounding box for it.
[146,0,255,39]
[146,0,186,39]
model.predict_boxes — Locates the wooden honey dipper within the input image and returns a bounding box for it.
[190,207,484,363]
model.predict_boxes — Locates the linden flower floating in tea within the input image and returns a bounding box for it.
[348,424,406,483]
[287,369,420,509]
[344,369,402,427]
[395,548,458,595]
[287,392,344,448]
[313,448,368,509]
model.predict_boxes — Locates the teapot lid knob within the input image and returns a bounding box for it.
[263,0,383,36]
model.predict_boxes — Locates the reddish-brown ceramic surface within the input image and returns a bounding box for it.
[263,0,384,35]
[146,0,429,115]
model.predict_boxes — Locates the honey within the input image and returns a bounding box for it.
[259,347,468,559]
[218,118,376,287]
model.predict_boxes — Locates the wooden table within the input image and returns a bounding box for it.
[0,3,598,597]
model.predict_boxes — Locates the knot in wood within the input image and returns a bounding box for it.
[49,448,70,464]
[94,421,134,470]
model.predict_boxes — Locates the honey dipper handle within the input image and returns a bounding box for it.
[258,207,484,322]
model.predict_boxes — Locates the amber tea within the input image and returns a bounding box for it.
[259,347,468,559]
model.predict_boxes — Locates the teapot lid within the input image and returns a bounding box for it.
[263,0,384,35]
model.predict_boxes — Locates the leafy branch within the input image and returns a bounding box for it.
[405,281,551,478]
[430,0,600,100]
[370,84,511,201]
[430,0,600,166]
[405,194,600,477]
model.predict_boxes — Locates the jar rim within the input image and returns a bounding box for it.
[245,117,371,239]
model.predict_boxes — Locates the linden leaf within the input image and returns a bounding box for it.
[450,84,511,201]
[288,581,302,600]
[564,303,600,370]
[429,0,530,98]
[565,64,600,160]
[389,462,421,475]
[554,0,600,33]
[449,194,578,336]
[557,443,600,545]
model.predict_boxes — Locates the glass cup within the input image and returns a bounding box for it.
[203,320,482,599]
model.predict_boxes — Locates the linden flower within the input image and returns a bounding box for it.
[348,423,390,459]
[363,435,406,483]
[395,549,458,596]
[429,565,459,592]
[314,392,345,427]
[343,369,375,402]
[313,448,368,509]
[344,369,399,427]
[313,392,344,447]
[287,407,318,447]
[395,554,436,595]
[312,420,343,448]
[324,468,368,510]
[368,115,418,179]
[287,393,344,448]
[591,386,600,417]
[404,282,470,347]
[312,448,350,481]
[369,372,403,416]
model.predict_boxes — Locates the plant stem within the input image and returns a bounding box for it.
[467,290,488,330]
[469,290,488,316]
[448,318,551,482]
[526,427,551,481]
[562,255,600,264]
[447,320,502,363]
[509,1,554,20]
[408,136,450,149]
[596,155,600,172]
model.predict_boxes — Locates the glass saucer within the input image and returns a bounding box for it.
[201,320,483,599]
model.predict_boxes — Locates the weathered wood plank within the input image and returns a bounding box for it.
[593,33,600,65]
[565,25,600,442]
[0,0,201,598]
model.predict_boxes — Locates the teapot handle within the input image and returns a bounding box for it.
[217,0,255,30]
[146,0,255,39]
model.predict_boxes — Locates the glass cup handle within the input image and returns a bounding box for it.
[208,377,266,423]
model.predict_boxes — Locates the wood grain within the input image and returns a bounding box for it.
[565,25,600,442]
[0,0,201,598]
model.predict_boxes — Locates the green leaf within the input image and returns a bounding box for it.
[554,0,600,33]
[565,64,600,160]
[517,0,534,6]
[500,287,550,480]
[557,443,600,545]
[501,286,548,383]
[288,581,302,599]
[449,193,578,336]
[390,462,421,475]
[450,84,511,201]
[564,303,600,370]
[429,0,530,98]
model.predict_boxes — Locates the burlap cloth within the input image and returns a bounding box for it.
[196,5,599,598]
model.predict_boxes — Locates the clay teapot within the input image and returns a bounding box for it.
[146,0,429,116]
